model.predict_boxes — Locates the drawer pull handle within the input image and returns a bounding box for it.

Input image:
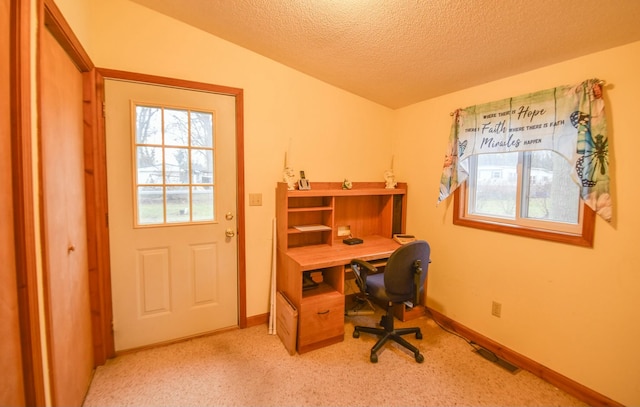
[317,310,330,315]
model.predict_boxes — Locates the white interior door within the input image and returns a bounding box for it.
[105,79,238,351]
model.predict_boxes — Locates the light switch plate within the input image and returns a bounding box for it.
[249,193,262,206]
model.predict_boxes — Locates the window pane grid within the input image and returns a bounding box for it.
[134,104,215,227]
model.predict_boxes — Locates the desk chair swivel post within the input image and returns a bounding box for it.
[351,240,430,363]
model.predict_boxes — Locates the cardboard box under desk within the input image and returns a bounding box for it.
[276,291,298,355]
[393,303,426,321]
[393,282,428,321]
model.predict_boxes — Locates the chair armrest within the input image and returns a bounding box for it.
[413,260,423,306]
[351,259,378,275]
[350,259,378,292]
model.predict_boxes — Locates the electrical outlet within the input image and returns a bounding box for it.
[491,301,502,318]
[248,193,262,206]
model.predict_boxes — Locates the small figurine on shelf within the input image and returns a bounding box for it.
[282,152,297,190]
[384,155,397,189]
[283,166,296,190]
[384,169,397,189]
[342,179,353,190]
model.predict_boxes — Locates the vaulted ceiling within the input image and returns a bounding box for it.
[131,0,640,109]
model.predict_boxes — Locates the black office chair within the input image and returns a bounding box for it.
[350,240,430,363]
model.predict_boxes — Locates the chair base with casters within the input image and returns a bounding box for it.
[353,302,424,363]
[350,240,430,363]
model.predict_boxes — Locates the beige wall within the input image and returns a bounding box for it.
[395,41,640,405]
[54,0,639,404]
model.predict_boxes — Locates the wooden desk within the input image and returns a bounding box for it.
[275,182,409,354]
[286,235,400,271]
[277,236,400,354]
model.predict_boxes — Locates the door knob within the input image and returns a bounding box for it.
[225,212,234,220]
[225,228,235,237]
[68,244,76,253]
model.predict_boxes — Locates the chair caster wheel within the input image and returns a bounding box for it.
[353,330,360,338]
[370,353,378,363]
[416,332,423,339]
[415,353,424,363]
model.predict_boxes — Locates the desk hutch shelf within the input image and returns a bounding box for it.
[275,182,408,354]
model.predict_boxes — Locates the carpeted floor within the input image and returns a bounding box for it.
[83,312,587,406]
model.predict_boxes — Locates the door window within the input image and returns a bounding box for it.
[133,104,215,226]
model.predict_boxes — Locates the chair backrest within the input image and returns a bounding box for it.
[383,240,430,303]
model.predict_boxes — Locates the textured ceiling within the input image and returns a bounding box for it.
[130,0,640,109]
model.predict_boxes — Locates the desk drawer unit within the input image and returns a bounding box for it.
[297,291,344,353]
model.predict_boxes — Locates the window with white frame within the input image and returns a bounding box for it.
[133,104,215,226]
[454,150,595,246]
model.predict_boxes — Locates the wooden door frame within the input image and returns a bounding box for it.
[3,0,26,404]
[11,0,44,404]
[95,68,248,332]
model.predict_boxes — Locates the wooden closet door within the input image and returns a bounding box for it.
[40,24,93,407]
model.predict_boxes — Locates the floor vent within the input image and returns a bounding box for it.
[474,347,520,374]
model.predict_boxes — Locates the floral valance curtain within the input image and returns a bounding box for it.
[438,78,611,222]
